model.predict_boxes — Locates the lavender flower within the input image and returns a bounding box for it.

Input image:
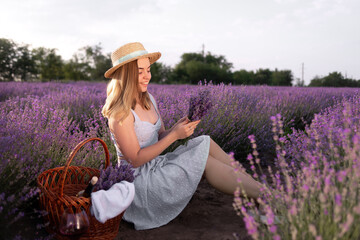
[232,94,360,239]
[188,89,213,121]
[96,163,136,191]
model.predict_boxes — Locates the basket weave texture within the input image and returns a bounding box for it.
[37,138,124,240]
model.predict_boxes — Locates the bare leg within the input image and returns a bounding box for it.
[208,138,256,179]
[208,138,234,167]
[204,155,262,198]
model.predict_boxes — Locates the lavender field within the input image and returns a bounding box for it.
[0,81,359,239]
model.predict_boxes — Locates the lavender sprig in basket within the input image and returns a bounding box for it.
[96,163,136,191]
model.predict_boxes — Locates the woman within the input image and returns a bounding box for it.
[101,42,264,230]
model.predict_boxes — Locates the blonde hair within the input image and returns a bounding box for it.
[101,60,151,124]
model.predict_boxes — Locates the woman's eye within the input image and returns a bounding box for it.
[139,72,142,75]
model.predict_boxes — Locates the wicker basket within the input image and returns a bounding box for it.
[37,138,124,240]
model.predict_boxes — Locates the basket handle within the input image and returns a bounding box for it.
[58,137,110,197]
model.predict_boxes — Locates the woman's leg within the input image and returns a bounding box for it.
[204,155,263,198]
[208,138,234,167]
[208,137,261,180]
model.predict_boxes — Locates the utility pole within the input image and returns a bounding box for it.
[202,44,206,63]
[302,63,304,84]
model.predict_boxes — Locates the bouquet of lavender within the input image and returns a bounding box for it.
[96,163,136,191]
[180,89,213,146]
[188,89,213,121]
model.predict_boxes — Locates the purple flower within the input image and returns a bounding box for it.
[96,163,135,191]
[273,235,281,240]
[188,89,213,121]
[335,194,342,206]
[336,170,347,182]
[270,225,277,233]
[243,214,259,237]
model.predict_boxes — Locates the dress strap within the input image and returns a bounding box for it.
[148,93,159,115]
[130,108,140,120]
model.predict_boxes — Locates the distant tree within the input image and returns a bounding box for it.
[64,47,91,81]
[63,55,90,81]
[233,69,255,85]
[309,72,360,87]
[14,44,36,81]
[323,72,343,87]
[294,77,305,87]
[0,38,17,81]
[253,68,272,85]
[150,62,172,83]
[173,52,233,84]
[345,78,360,87]
[32,47,64,81]
[77,44,112,80]
[271,69,293,86]
[204,53,233,72]
[188,61,232,84]
[91,52,111,80]
[0,38,38,81]
[308,76,323,87]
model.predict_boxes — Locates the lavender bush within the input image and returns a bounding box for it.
[153,83,359,161]
[0,81,359,239]
[232,94,360,239]
[0,82,117,239]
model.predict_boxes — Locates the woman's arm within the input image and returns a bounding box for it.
[158,116,189,140]
[109,112,198,168]
[158,120,172,140]
[152,96,187,140]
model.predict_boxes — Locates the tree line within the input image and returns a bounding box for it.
[1,38,359,87]
[308,72,360,87]
[0,38,111,82]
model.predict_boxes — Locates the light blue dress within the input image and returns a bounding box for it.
[109,93,210,230]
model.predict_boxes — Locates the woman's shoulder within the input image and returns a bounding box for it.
[108,110,135,131]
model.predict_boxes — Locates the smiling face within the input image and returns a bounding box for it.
[137,58,151,93]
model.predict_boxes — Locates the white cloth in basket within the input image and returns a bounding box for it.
[90,181,135,223]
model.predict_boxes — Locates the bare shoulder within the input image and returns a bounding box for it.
[108,110,140,163]
[108,111,135,133]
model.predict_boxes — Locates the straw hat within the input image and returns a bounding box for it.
[104,42,161,78]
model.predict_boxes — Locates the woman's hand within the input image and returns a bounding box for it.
[171,116,189,130]
[172,119,201,140]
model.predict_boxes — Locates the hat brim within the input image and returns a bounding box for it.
[104,52,161,79]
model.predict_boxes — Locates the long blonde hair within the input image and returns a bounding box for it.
[101,60,151,124]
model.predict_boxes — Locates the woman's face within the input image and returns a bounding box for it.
[137,58,151,92]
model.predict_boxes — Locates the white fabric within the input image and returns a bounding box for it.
[90,181,135,224]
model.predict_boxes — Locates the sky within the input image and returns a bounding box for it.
[1,0,359,85]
